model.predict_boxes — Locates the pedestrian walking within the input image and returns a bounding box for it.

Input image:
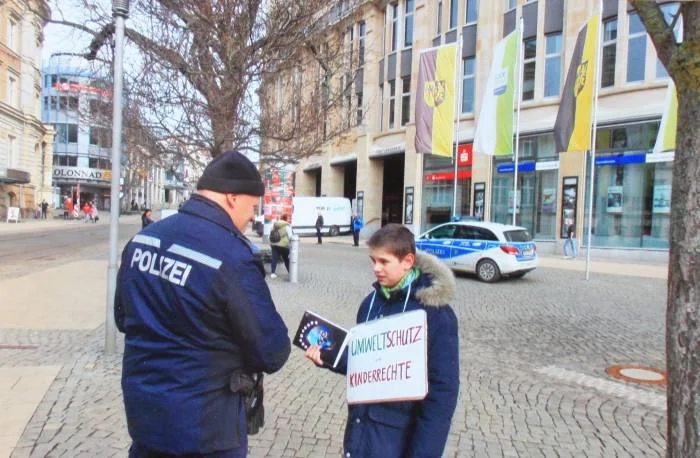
[41,200,49,219]
[563,223,577,259]
[269,214,293,278]
[304,223,459,458]
[315,211,324,244]
[115,150,291,458]
[351,212,363,247]
[141,208,154,229]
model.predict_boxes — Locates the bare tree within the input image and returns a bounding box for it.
[47,0,363,165]
[629,1,700,456]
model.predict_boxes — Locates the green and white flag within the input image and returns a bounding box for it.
[653,80,677,153]
[473,29,520,156]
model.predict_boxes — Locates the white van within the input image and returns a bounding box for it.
[291,197,352,236]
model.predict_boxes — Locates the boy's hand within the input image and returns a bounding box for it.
[305,345,324,366]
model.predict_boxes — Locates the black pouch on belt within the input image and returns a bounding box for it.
[230,371,265,435]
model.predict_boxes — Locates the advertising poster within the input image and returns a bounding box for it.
[606,186,623,213]
[263,168,294,223]
[473,182,485,220]
[652,184,671,214]
[561,177,578,238]
[404,187,414,225]
[541,188,556,213]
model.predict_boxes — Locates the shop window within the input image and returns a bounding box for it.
[602,19,617,88]
[544,33,562,97]
[626,13,646,82]
[462,57,475,114]
[522,38,536,100]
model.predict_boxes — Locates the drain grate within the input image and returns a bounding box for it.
[606,364,667,385]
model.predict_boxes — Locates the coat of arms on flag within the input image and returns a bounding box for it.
[575,60,589,96]
[424,80,446,108]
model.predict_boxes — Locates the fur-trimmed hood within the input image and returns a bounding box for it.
[413,251,456,307]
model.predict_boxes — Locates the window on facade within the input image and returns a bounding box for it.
[50,96,57,110]
[388,79,396,129]
[466,0,479,24]
[356,91,363,126]
[405,0,414,47]
[507,0,516,10]
[50,75,57,86]
[59,96,68,110]
[55,123,79,143]
[449,0,458,29]
[462,57,475,113]
[43,96,49,111]
[7,136,15,167]
[379,83,384,130]
[8,19,16,51]
[602,19,617,88]
[7,75,16,106]
[68,96,79,111]
[390,3,399,52]
[89,157,111,169]
[359,22,366,66]
[522,38,536,100]
[627,13,646,82]
[53,155,78,166]
[401,76,411,126]
[656,3,682,78]
[437,1,443,35]
[544,33,562,97]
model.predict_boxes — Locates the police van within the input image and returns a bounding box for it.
[415,221,537,282]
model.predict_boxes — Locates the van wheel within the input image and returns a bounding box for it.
[476,259,501,283]
[329,225,340,237]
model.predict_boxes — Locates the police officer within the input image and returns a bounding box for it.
[115,150,291,457]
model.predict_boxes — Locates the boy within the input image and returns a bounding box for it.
[305,223,459,457]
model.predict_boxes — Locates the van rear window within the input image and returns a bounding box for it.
[504,230,532,242]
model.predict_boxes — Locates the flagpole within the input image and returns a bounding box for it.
[512,16,524,226]
[585,2,604,280]
[452,34,464,219]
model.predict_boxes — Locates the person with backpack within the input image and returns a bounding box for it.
[351,212,363,247]
[269,214,293,279]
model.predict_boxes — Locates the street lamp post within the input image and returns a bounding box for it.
[105,0,130,354]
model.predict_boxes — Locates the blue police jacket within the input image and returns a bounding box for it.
[115,195,291,455]
[331,251,460,458]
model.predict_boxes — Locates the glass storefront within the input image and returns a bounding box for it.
[421,144,473,231]
[584,122,670,248]
[491,134,558,239]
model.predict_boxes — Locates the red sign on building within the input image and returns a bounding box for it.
[457,143,473,167]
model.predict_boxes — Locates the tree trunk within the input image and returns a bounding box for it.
[666,82,700,457]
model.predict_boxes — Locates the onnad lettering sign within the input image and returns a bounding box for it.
[346,309,427,404]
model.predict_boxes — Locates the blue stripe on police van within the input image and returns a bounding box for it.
[167,244,222,269]
[132,234,161,248]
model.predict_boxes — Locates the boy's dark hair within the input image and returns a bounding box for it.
[367,224,416,258]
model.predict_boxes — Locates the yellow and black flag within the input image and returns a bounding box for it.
[554,15,600,153]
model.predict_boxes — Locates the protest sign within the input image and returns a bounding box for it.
[346,309,427,404]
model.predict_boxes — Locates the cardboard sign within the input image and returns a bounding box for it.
[346,309,427,405]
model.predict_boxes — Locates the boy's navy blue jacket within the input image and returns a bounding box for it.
[115,195,290,455]
[330,252,460,458]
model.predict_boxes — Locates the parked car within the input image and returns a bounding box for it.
[415,221,537,282]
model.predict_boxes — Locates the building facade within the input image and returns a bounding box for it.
[0,0,53,220]
[268,0,677,258]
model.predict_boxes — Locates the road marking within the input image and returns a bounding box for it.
[536,366,666,411]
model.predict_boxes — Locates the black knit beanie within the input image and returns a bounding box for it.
[196,150,264,196]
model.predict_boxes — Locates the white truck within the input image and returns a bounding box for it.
[291,196,352,236]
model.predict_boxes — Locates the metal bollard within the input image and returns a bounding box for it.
[289,234,299,283]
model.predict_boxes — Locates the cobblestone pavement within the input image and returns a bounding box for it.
[1,240,667,457]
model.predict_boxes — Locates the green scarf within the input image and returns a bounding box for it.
[380,267,421,299]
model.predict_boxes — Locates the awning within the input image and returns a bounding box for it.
[330,153,357,166]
